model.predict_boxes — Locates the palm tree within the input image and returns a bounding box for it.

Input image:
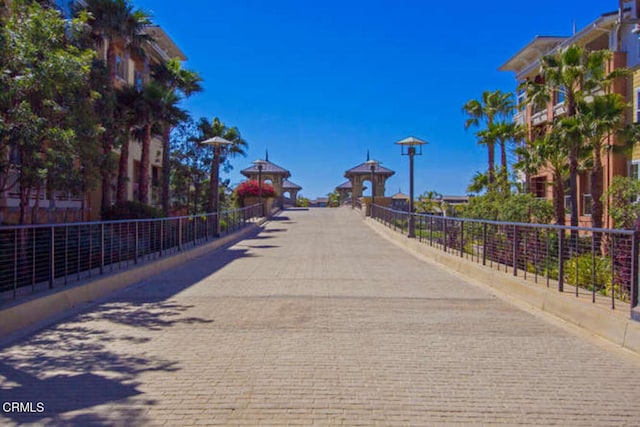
[151,58,203,214]
[134,81,165,204]
[474,127,497,185]
[196,117,247,213]
[578,93,626,230]
[521,44,623,228]
[114,84,143,202]
[463,90,515,186]
[515,128,569,225]
[76,0,152,210]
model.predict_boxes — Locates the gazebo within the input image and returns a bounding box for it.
[241,153,299,208]
[335,181,353,204]
[344,156,395,206]
[282,179,302,206]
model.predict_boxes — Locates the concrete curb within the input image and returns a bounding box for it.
[364,216,640,355]
[0,219,267,339]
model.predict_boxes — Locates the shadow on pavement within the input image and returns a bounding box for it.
[0,225,277,425]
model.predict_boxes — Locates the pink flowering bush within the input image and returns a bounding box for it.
[236,180,275,198]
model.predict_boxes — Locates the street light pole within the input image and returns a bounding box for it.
[396,136,428,238]
[202,136,232,236]
[365,159,379,217]
[253,159,267,217]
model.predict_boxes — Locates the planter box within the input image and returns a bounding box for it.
[243,197,274,216]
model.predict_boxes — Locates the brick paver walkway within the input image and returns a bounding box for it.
[2,207,640,426]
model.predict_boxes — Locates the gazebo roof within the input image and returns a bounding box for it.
[241,160,291,178]
[336,181,352,190]
[391,192,409,200]
[345,162,395,177]
[282,179,302,190]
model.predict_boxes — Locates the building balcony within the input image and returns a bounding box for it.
[514,111,526,126]
[553,102,567,117]
[531,110,548,126]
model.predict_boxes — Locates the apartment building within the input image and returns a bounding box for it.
[0,1,185,223]
[500,1,640,228]
[89,25,186,220]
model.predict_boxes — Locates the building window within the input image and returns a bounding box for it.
[631,161,640,180]
[134,70,143,91]
[152,166,160,187]
[556,87,565,105]
[115,55,126,80]
[516,87,526,110]
[531,176,546,198]
[564,195,572,215]
[582,194,592,216]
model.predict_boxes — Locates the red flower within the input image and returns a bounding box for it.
[236,180,276,198]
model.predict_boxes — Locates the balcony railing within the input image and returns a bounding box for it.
[0,204,263,302]
[370,204,639,316]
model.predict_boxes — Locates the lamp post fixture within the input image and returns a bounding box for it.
[253,159,267,216]
[365,159,379,217]
[202,136,232,236]
[396,136,428,238]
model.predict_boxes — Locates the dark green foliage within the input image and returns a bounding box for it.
[103,200,165,220]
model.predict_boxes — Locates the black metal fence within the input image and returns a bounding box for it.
[0,204,263,302]
[370,204,639,314]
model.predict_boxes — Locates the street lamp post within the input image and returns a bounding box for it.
[253,159,267,217]
[365,159,379,217]
[396,136,428,238]
[202,136,232,236]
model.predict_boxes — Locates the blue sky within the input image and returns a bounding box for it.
[136,0,614,199]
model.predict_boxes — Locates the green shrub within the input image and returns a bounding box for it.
[564,253,612,292]
[103,201,165,220]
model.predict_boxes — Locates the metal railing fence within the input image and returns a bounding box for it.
[0,204,263,302]
[370,204,639,314]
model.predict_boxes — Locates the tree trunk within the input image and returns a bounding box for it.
[31,185,42,225]
[591,149,604,229]
[116,137,129,203]
[101,142,113,212]
[553,170,566,225]
[19,185,29,225]
[487,142,495,185]
[208,146,220,213]
[500,140,508,192]
[138,123,151,205]
[101,42,117,213]
[161,124,171,214]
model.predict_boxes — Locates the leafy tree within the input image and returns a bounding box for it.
[0,0,95,223]
[463,191,553,224]
[415,190,442,214]
[603,176,640,229]
[170,118,209,214]
[327,190,341,207]
[296,196,310,208]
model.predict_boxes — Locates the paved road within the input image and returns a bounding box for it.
[2,207,640,426]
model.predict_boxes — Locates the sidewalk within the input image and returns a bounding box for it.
[1,207,640,425]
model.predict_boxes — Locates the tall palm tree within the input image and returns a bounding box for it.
[463,90,515,186]
[474,127,497,186]
[76,0,152,210]
[514,128,569,225]
[196,117,247,213]
[114,84,143,202]
[578,93,626,230]
[136,81,165,204]
[151,58,203,214]
[521,44,623,228]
